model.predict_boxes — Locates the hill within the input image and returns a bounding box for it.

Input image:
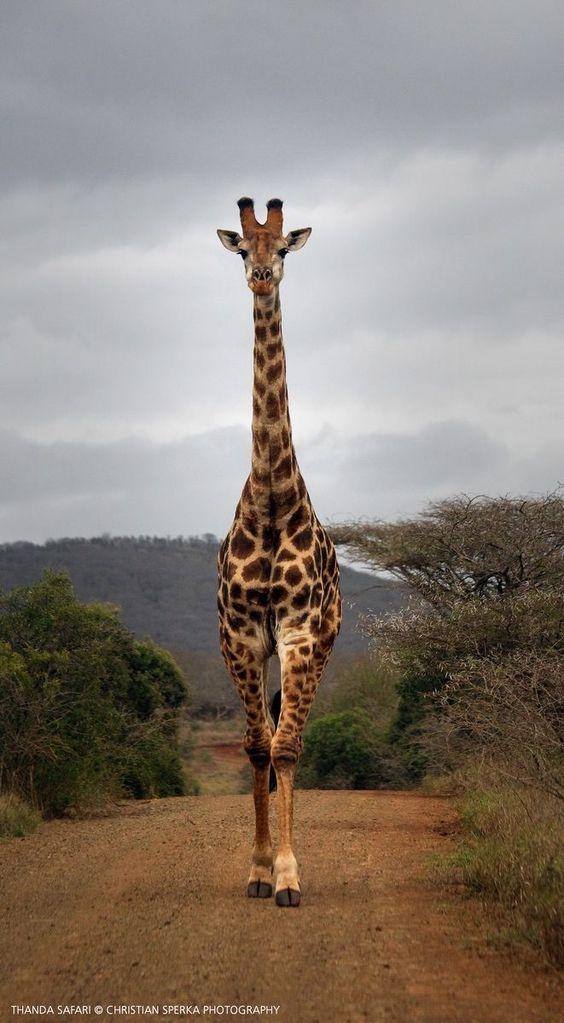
[0,535,405,711]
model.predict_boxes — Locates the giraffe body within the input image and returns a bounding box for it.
[216,198,341,906]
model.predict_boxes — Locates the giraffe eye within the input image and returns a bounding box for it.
[239,249,248,259]
[278,248,288,258]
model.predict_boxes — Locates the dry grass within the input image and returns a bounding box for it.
[435,775,563,967]
[0,793,42,839]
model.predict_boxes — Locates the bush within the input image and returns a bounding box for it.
[321,655,398,730]
[424,650,563,800]
[370,589,563,780]
[297,709,384,789]
[0,794,41,839]
[0,571,190,815]
[449,781,563,967]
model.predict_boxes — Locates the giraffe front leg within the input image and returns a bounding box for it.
[220,631,274,898]
[271,646,312,908]
[241,663,274,899]
[271,758,301,907]
[247,759,274,898]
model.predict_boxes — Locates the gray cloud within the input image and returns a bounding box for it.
[3,2,563,189]
[1,2,562,540]
[0,421,560,543]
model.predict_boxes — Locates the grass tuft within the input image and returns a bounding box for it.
[0,793,42,839]
[445,783,563,967]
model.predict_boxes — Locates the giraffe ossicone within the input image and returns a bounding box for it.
[217,197,342,907]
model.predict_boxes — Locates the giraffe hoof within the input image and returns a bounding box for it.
[275,887,301,907]
[247,881,273,899]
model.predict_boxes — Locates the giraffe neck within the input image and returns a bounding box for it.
[249,288,303,521]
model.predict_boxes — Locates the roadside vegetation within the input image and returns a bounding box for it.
[298,708,384,789]
[0,793,42,839]
[453,780,561,965]
[0,571,197,821]
[297,656,398,788]
[1,496,561,966]
[330,491,564,966]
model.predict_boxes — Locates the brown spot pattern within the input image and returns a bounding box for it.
[217,283,342,789]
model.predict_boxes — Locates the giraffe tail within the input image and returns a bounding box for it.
[269,688,282,793]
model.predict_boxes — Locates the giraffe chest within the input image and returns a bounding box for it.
[217,515,339,645]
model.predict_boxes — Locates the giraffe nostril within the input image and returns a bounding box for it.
[252,267,273,283]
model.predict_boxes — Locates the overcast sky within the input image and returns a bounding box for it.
[1,1,563,543]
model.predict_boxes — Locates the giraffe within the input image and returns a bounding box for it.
[216,197,342,908]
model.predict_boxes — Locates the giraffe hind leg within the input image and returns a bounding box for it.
[268,687,282,793]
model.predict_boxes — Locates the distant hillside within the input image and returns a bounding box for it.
[0,536,405,711]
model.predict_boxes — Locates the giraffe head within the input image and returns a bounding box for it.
[217,198,311,296]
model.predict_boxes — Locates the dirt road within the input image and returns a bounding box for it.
[1,792,561,1023]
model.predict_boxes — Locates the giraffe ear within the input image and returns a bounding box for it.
[285,228,312,252]
[217,229,243,252]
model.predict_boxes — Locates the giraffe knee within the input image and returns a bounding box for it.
[244,730,272,768]
[271,730,302,771]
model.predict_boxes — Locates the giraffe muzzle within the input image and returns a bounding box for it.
[249,268,275,295]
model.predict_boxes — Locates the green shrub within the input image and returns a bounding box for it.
[0,571,191,815]
[298,708,384,789]
[0,794,41,839]
[323,655,399,728]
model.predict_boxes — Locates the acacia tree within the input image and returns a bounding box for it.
[331,492,563,606]
[331,492,564,781]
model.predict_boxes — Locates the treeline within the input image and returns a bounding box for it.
[0,533,405,713]
[0,534,221,551]
[0,572,197,824]
[298,492,563,966]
